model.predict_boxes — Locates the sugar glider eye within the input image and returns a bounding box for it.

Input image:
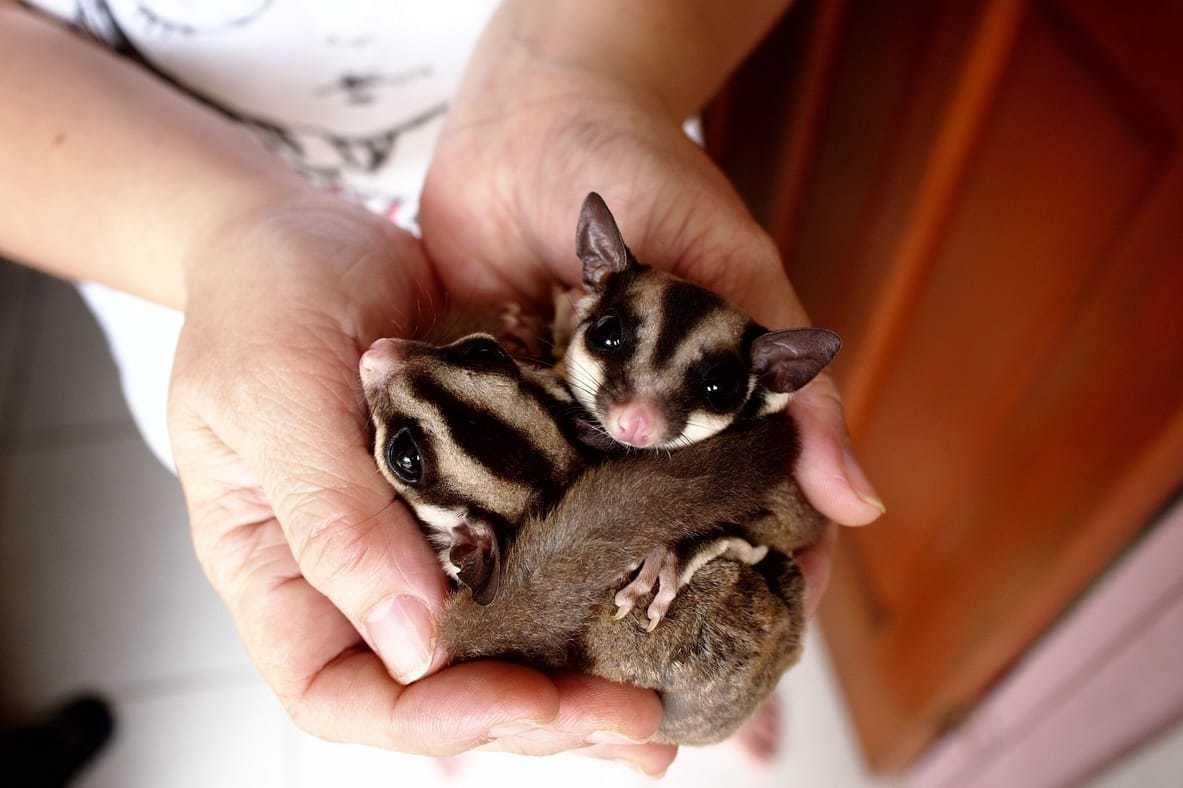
[586,313,626,354]
[451,336,514,367]
[700,357,748,412]
[386,427,423,484]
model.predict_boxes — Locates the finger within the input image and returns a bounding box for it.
[302,653,561,755]
[796,522,837,618]
[789,374,885,527]
[480,672,664,756]
[177,473,562,754]
[214,340,451,686]
[730,694,783,764]
[577,743,677,779]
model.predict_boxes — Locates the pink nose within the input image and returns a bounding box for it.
[607,402,664,448]
[359,338,407,385]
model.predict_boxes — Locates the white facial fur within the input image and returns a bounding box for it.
[562,278,770,448]
[563,334,606,424]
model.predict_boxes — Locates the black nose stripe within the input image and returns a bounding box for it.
[652,280,724,367]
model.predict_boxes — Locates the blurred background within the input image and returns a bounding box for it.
[706,0,1183,783]
[3,0,1181,786]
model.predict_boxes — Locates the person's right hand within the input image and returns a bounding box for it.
[166,189,674,776]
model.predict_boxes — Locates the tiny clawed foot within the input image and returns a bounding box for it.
[613,588,638,620]
[644,550,681,631]
[498,302,546,360]
[614,547,667,621]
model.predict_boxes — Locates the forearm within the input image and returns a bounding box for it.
[486,0,792,119]
[0,5,305,309]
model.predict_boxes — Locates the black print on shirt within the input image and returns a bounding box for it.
[44,0,441,194]
[134,1,275,37]
[241,102,447,182]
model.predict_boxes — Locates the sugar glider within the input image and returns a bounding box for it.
[359,333,826,743]
[557,192,841,451]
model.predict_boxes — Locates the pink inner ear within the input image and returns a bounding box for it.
[577,192,631,287]
[752,329,842,393]
[449,521,501,604]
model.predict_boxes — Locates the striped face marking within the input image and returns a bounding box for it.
[566,191,840,453]
[564,267,772,449]
[361,335,584,568]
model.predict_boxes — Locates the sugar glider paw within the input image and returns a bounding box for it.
[644,550,682,632]
[678,537,768,589]
[614,547,666,620]
[645,537,770,630]
[614,538,770,631]
[497,302,547,361]
[550,285,584,359]
[613,546,683,631]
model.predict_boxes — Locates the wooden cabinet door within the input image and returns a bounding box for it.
[712,0,1183,773]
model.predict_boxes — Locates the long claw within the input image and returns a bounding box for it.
[613,590,635,619]
[613,547,668,621]
[644,551,681,630]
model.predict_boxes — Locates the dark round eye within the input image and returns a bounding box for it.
[386,427,422,484]
[453,337,513,366]
[586,314,626,353]
[700,359,748,412]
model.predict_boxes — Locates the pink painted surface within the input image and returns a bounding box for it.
[910,495,1183,788]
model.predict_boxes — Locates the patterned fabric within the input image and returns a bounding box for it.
[22,0,500,224]
[17,1,706,471]
[19,0,499,468]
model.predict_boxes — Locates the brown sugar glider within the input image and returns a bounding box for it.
[553,192,842,626]
[359,326,834,744]
[557,192,841,452]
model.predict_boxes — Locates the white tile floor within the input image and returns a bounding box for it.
[0,262,1177,788]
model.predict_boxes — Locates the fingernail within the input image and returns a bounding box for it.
[600,757,661,779]
[587,730,647,745]
[634,762,669,780]
[366,595,436,683]
[487,720,541,739]
[842,445,886,516]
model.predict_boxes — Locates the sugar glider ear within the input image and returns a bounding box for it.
[751,328,842,393]
[576,192,632,290]
[449,520,501,605]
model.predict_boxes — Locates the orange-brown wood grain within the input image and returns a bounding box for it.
[710,0,1183,773]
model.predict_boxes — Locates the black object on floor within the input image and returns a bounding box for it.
[1,695,116,788]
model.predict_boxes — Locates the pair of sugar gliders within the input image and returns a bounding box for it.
[359,193,840,744]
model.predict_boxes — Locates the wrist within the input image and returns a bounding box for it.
[471,0,789,122]
[446,3,679,135]
[183,189,441,344]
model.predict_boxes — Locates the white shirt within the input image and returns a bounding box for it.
[26,0,500,223]
[22,0,501,466]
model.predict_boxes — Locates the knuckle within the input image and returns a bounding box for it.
[282,695,326,740]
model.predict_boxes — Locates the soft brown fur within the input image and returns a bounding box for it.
[363,312,826,744]
[440,412,824,744]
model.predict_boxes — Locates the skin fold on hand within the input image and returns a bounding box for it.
[166,192,673,770]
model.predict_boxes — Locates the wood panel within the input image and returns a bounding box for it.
[711,0,1183,773]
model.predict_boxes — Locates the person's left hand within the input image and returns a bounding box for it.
[167,190,671,775]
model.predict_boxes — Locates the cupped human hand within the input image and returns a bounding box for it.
[166,190,671,773]
[420,66,885,617]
